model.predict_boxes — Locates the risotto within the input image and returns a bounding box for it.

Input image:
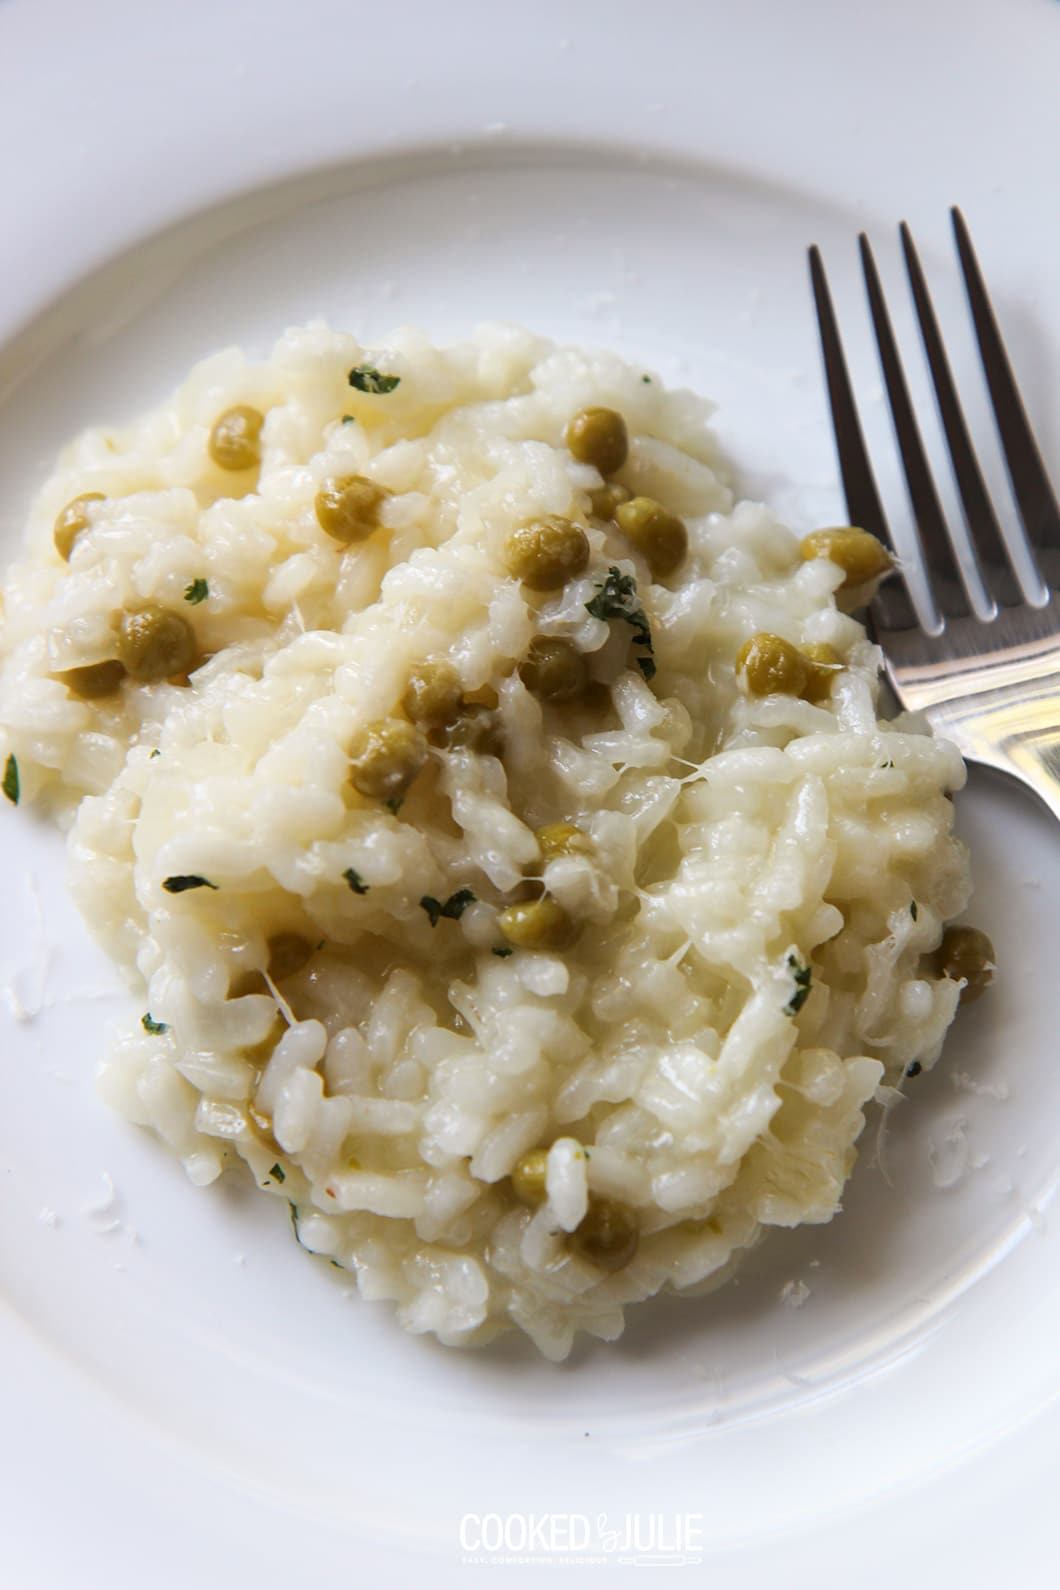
[0,323,986,1358]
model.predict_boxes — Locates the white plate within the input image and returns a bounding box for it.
[1,3,1058,1585]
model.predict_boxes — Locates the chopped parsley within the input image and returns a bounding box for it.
[880,760,895,769]
[2,752,19,805]
[784,954,812,1015]
[288,1201,307,1248]
[162,874,219,893]
[141,1013,169,1035]
[269,1162,286,1184]
[348,365,401,394]
[343,866,370,895]
[420,888,477,926]
[183,578,209,605]
[585,566,656,680]
[341,414,356,424]
[149,748,162,759]
[905,1060,923,1079]
[641,374,652,384]
[909,900,918,921]
[441,887,476,919]
[492,945,514,958]
[384,796,404,816]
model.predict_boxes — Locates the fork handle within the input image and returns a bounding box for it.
[926,674,1060,824]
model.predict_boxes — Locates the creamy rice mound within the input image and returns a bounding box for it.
[0,323,973,1358]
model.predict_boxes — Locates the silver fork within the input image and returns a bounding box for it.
[809,207,1060,824]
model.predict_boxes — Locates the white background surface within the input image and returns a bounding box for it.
[0,2,1058,1586]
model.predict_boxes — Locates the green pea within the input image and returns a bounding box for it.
[54,493,105,562]
[117,607,199,682]
[315,475,387,543]
[565,407,629,476]
[569,1198,639,1272]
[349,718,427,801]
[518,637,589,703]
[615,496,688,577]
[497,896,579,951]
[208,406,264,471]
[504,516,590,591]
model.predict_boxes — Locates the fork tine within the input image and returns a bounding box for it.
[859,233,970,621]
[951,206,1060,560]
[899,222,1020,611]
[808,246,892,544]
[807,246,916,631]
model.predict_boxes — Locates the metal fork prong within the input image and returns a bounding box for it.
[808,246,892,544]
[951,206,1060,561]
[899,222,1020,613]
[859,232,970,621]
[808,246,916,632]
